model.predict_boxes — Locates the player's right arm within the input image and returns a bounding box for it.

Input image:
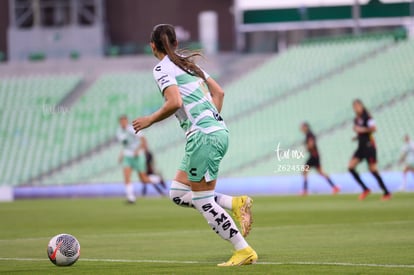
[133,85,182,132]
[206,77,224,113]
[133,64,182,133]
[118,151,123,163]
[353,118,376,134]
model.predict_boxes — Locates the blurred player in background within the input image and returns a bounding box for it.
[300,122,340,196]
[348,99,391,200]
[132,24,257,266]
[141,150,167,196]
[117,115,163,203]
[398,134,414,191]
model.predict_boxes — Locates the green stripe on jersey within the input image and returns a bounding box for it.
[182,87,206,105]
[176,73,199,86]
[169,66,227,134]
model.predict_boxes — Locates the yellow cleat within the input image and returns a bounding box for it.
[217,246,258,267]
[232,196,253,237]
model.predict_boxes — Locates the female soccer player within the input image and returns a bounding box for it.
[117,115,163,203]
[348,99,391,200]
[300,122,340,196]
[132,24,257,266]
[399,134,414,191]
[141,150,166,196]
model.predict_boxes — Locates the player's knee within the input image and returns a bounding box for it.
[369,168,377,173]
[368,164,377,173]
[169,180,192,208]
[169,192,192,208]
[170,193,182,206]
[169,188,180,204]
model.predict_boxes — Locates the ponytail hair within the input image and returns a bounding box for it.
[353,98,371,118]
[151,24,206,81]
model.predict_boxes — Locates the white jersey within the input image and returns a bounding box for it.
[116,125,143,157]
[153,55,227,137]
[401,141,414,165]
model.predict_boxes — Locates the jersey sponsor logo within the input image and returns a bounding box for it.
[157,75,170,86]
[213,111,223,121]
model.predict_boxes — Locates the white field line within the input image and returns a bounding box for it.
[258,261,414,268]
[0,257,414,269]
[1,220,413,243]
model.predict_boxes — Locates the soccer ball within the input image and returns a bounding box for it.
[47,233,80,266]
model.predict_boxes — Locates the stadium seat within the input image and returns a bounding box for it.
[0,74,83,185]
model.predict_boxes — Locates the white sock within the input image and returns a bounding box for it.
[215,193,233,210]
[148,174,161,184]
[169,181,233,210]
[192,190,248,251]
[170,181,193,207]
[125,183,135,201]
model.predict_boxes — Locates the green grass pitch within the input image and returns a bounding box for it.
[0,193,414,274]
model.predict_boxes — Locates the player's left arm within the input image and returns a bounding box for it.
[133,86,182,133]
[206,77,224,113]
[118,151,123,163]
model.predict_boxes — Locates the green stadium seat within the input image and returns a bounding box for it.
[0,74,83,185]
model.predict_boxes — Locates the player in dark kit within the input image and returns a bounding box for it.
[140,150,167,196]
[348,99,391,200]
[300,122,340,196]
